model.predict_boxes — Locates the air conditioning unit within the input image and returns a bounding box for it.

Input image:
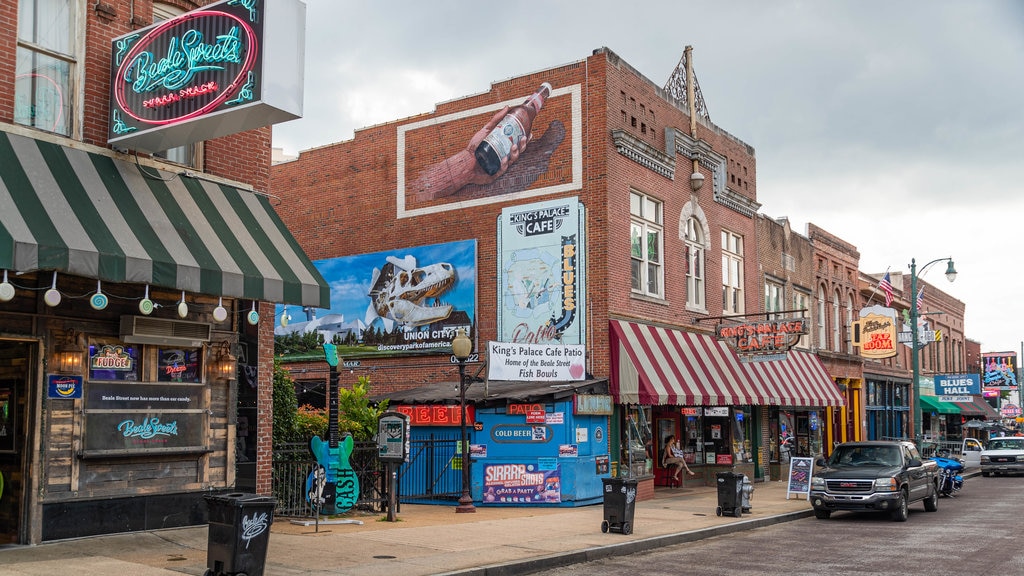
[120,316,212,347]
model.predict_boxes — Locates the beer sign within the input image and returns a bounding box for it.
[852,306,898,359]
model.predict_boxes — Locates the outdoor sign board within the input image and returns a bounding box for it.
[715,319,807,354]
[487,341,585,381]
[852,305,898,359]
[786,457,814,500]
[934,374,981,396]
[377,411,410,462]
[108,0,305,152]
[982,352,1019,390]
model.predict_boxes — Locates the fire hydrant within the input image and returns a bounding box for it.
[740,474,754,513]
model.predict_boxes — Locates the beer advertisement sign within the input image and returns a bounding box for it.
[853,305,898,359]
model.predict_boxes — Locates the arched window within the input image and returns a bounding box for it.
[684,217,705,309]
[817,286,827,349]
[845,294,854,354]
[832,289,841,351]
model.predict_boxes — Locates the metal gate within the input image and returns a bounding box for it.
[397,433,462,503]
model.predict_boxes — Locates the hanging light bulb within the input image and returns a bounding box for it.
[213,297,228,322]
[280,306,290,327]
[44,271,61,307]
[90,280,109,310]
[139,285,154,315]
[177,291,188,318]
[0,270,14,302]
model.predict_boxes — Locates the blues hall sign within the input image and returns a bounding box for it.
[108,0,305,152]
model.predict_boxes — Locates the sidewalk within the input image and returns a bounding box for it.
[0,480,813,576]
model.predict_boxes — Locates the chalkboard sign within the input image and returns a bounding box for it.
[786,457,814,499]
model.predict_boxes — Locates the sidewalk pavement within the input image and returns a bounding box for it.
[0,480,813,576]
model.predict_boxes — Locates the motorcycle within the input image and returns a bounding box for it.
[933,449,964,497]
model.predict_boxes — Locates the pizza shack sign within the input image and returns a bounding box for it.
[716,319,807,354]
[108,0,305,152]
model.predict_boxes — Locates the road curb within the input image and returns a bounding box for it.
[440,509,815,576]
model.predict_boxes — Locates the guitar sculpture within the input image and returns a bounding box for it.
[305,343,359,514]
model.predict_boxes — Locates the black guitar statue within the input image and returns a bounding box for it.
[305,343,359,514]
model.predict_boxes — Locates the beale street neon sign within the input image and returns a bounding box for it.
[109,0,262,137]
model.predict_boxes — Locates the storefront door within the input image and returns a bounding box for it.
[0,340,32,545]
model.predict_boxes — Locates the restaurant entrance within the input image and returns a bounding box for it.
[0,340,33,545]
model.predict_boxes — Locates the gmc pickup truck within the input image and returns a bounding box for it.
[809,440,939,522]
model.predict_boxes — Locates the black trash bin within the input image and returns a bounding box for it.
[205,492,276,576]
[600,477,637,535]
[715,471,743,518]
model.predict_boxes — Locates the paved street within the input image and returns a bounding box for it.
[529,473,1022,575]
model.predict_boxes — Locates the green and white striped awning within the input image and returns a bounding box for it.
[0,129,329,308]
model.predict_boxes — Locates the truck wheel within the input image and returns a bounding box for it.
[891,490,909,522]
[924,485,939,512]
[814,509,831,519]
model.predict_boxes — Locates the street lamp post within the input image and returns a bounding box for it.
[451,328,476,513]
[910,257,957,446]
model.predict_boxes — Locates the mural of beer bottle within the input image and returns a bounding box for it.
[474,82,552,175]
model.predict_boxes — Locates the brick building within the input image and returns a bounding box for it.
[272,46,844,500]
[0,0,324,543]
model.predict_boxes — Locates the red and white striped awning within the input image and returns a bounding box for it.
[610,320,845,407]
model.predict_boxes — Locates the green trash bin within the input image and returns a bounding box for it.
[600,477,637,535]
[205,492,276,576]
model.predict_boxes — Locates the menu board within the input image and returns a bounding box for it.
[786,457,814,499]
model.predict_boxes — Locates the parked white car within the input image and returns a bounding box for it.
[980,437,1024,477]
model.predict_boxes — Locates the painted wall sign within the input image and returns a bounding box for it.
[491,424,552,443]
[488,341,586,381]
[276,240,476,359]
[853,305,898,359]
[482,463,561,504]
[108,0,305,152]
[496,197,587,347]
[934,374,982,396]
[716,319,807,354]
[86,382,203,410]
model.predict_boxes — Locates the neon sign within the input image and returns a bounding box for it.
[107,0,305,152]
[111,6,259,130]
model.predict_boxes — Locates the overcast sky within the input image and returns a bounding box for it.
[272,0,1024,357]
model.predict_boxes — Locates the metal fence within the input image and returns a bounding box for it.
[271,441,386,518]
[270,435,464,517]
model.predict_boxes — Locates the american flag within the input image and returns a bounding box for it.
[916,288,924,311]
[879,272,895,307]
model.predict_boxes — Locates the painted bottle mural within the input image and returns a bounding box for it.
[474,82,552,175]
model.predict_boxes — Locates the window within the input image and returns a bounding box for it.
[846,295,854,354]
[817,286,827,349]
[764,280,783,318]
[684,217,704,308]
[152,3,200,167]
[832,289,841,351]
[793,290,811,350]
[721,230,744,314]
[16,0,77,136]
[631,191,663,298]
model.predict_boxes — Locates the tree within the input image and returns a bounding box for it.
[272,356,299,446]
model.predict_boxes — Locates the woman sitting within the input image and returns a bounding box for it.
[663,434,696,482]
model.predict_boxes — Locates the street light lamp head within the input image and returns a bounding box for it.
[689,171,705,193]
[944,260,957,282]
[452,328,472,360]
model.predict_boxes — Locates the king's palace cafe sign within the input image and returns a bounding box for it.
[715,319,807,354]
[108,0,306,153]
